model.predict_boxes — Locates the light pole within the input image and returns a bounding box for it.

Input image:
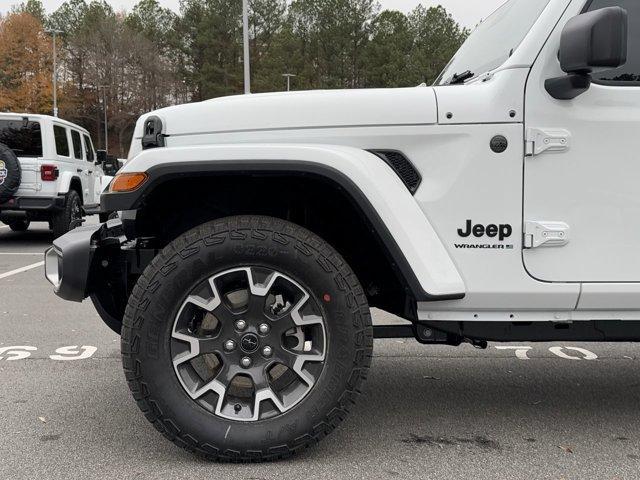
[98,85,109,152]
[45,29,63,117]
[282,73,296,92]
[242,0,251,94]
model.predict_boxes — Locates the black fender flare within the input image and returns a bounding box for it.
[102,161,464,302]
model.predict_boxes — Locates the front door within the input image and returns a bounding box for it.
[82,134,102,205]
[69,129,92,204]
[523,0,640,283]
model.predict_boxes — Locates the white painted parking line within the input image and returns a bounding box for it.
[0,261,45,280]
[495,345,598,360]
[0,252,44,256]
[0,345,98,361]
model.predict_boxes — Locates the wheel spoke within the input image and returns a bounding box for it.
[191,377,227,404]
[253,386,286,419]
[171,332,223,367]
[246,291,267,317]
[246,268,283,297]
[273,344,324,387]
[181,360,234,412]
[270,344,295,367]
[270,312,298,335]
[291,352,324,387]
[291,293,323,327]
[244,268,285,317]
[183,293,221,313]
[172,290,226,367]
[210,300,243,323]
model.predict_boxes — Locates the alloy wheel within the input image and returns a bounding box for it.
[171,266,327,422]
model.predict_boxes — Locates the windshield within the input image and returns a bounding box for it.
[0,119,43,157]
[436,0,552,85]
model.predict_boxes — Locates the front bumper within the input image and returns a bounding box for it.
[1,195,66,211]
[45,219,126,302]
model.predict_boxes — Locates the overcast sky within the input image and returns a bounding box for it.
[2,0,507,27]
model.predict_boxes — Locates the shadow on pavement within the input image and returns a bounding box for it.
[32,354,640,467]
[0,224,54,249]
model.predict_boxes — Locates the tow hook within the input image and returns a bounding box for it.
[413,325,488,349]
[414,325,462,346]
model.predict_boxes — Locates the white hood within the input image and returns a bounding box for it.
[132,87,438,140]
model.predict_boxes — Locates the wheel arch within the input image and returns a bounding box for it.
[59,173,84,204]
[102,144,466,310]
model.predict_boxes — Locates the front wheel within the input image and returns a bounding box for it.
[52,190,82,239]
[121,216,373,462]
[8,219,30,232]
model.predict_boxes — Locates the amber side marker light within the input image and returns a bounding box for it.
[110,173,149,193]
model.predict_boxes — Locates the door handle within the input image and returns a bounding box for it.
[77,168,83,173]
[88,170,93,174]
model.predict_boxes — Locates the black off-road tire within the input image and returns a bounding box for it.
[121,215,373,462]
[0,143,21,203]
[52,190,82,239]
[90,291,124,335]
[8,218,30,232]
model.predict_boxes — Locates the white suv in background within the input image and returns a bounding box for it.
[0,114,107,238]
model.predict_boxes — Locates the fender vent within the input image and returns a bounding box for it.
[369,150,422,194]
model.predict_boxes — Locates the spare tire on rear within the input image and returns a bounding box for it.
[0,143,21,203]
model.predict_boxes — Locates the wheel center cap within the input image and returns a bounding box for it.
[240,333,259,353]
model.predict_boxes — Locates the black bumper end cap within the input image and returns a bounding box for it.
[47,221,117,302]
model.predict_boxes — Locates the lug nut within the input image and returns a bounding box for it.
[224,340,236,352]
[235,320,247,331]
[240,356,252,368]
[262,346,273,358]
[258,323,270,335]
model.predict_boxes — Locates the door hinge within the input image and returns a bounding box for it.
[524,221,570,249]
[525,128,571,157]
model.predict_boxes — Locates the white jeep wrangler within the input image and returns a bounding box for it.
[0,114,107,237]
[46,0,639,462]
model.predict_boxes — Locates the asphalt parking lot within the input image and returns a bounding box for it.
[1,221,640,480]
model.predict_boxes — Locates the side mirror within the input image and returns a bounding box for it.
[546,7,627,100]
[101,155,121,176]
[96,150,107,164]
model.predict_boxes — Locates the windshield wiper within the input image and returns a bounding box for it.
[448,70,475,85]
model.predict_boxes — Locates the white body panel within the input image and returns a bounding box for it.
[524,0,640,284]
[14,157,39,194]
[578,284,640,310]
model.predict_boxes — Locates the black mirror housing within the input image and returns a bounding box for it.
[545,74,592,100]
[560,6,628,74]
[96,149,107,164]
[101,155,121,176]
[547,7,627,100]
